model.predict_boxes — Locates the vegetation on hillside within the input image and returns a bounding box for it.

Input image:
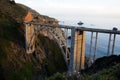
[47,55,120,80]
[80,55,120,80]
[0,0,67,80]
[0,1,32,79]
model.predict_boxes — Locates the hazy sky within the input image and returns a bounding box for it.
[15,0,120,28]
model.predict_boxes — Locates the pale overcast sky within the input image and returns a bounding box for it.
[15,0,120,28]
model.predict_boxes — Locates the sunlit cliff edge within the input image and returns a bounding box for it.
[0,0,66,80]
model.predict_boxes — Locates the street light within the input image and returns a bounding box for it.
[112,27,118,31]
[77,21,84,26]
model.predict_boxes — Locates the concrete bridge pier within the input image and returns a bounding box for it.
[25,24,35,54]
[69,28,86,75]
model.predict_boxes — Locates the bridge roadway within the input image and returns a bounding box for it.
[25,22,120,34]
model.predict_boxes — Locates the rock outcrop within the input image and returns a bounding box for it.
[0,1,67,80]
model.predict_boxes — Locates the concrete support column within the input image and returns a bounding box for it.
[25,24,35,54]
[80,31,86,70]
[68,28,75,75]
[74,30,86,72]
[68,28,86,75]
[112,34,116,55]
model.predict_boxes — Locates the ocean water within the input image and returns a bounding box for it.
[85,32,120,59]
[66,29,120,59]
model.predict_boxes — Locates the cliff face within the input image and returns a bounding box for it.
[18,3,58,24]
[0,1,66,80]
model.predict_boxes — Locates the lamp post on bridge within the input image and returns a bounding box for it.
[77,21,84,27]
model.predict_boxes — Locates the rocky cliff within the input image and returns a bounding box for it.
[0,0,67,80]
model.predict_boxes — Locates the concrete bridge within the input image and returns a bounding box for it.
[24,10,120,75]
[24,21,120,75]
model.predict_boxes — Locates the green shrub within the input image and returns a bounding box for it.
[48,72,64,80]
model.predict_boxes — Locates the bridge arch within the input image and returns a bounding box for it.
[25,24,70,66]
[25,22,86,75]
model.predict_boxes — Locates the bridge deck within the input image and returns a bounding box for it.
[25,22,120,34]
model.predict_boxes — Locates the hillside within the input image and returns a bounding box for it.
[80,55,120,80]
[0,0,66,80]
[47,55,120,80]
